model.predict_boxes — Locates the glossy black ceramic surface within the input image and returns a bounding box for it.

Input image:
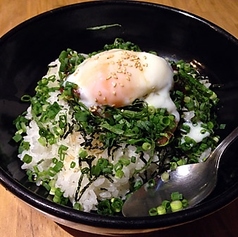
[1,0,238,230]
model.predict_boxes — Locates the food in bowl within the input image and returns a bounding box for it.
[12,38,220,216]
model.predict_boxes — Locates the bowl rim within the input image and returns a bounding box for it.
[1,0,238,230]
[1,166,238,229]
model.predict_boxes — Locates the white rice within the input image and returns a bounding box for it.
[18,60,159,212]
[17,56,217,213]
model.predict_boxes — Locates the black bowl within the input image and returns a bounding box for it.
[1,0,238,235]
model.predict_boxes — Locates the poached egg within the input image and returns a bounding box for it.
[66,49,179,121]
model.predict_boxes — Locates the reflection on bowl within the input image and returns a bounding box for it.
[1,1,238,235]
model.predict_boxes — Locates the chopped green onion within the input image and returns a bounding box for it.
[157,205,166,215]
[21,94,31,102]
[22,154,32,164]
[58,145,68,161]
[18,141,30,153]
[149,192,188,215]
[133,180,143,191]
[70,161,76,168]
[161,172,170,182]
[79,149,88,159]
[131,156,136,163]
[170,200,183,212]
[114,162,123,171]
[87,24,121,30]
[142,142,152,151]
[119,157,130,166]
[73,202,83,211]
[147,179,156,189]
[111,198,123,213]
[149,207,158,216]
[115,169,124,178]
[171,191,183,201]
[182,199,189,208]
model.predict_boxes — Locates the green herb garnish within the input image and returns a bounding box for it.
[12,38,221,214]
[149,191,189,216]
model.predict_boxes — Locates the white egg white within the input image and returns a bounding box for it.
[182,121,210,143]
[66,49,179,121]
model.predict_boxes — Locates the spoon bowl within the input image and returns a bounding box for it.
[122,126,238,217]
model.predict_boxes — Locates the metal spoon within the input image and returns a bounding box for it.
[122,126,238,217]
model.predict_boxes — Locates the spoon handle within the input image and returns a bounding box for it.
[212,126,238,166]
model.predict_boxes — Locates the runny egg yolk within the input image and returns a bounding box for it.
[66,49,179,122]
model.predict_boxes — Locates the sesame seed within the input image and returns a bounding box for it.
[117,60,122,65]
[90,106,98,112]
[107,54,114,59]
[111,73,118,79]
[112,91,116,96]
[98,91,102,96]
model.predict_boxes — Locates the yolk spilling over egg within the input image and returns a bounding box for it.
[66,49,179,121]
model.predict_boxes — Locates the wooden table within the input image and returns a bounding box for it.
[1,1,238,236]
